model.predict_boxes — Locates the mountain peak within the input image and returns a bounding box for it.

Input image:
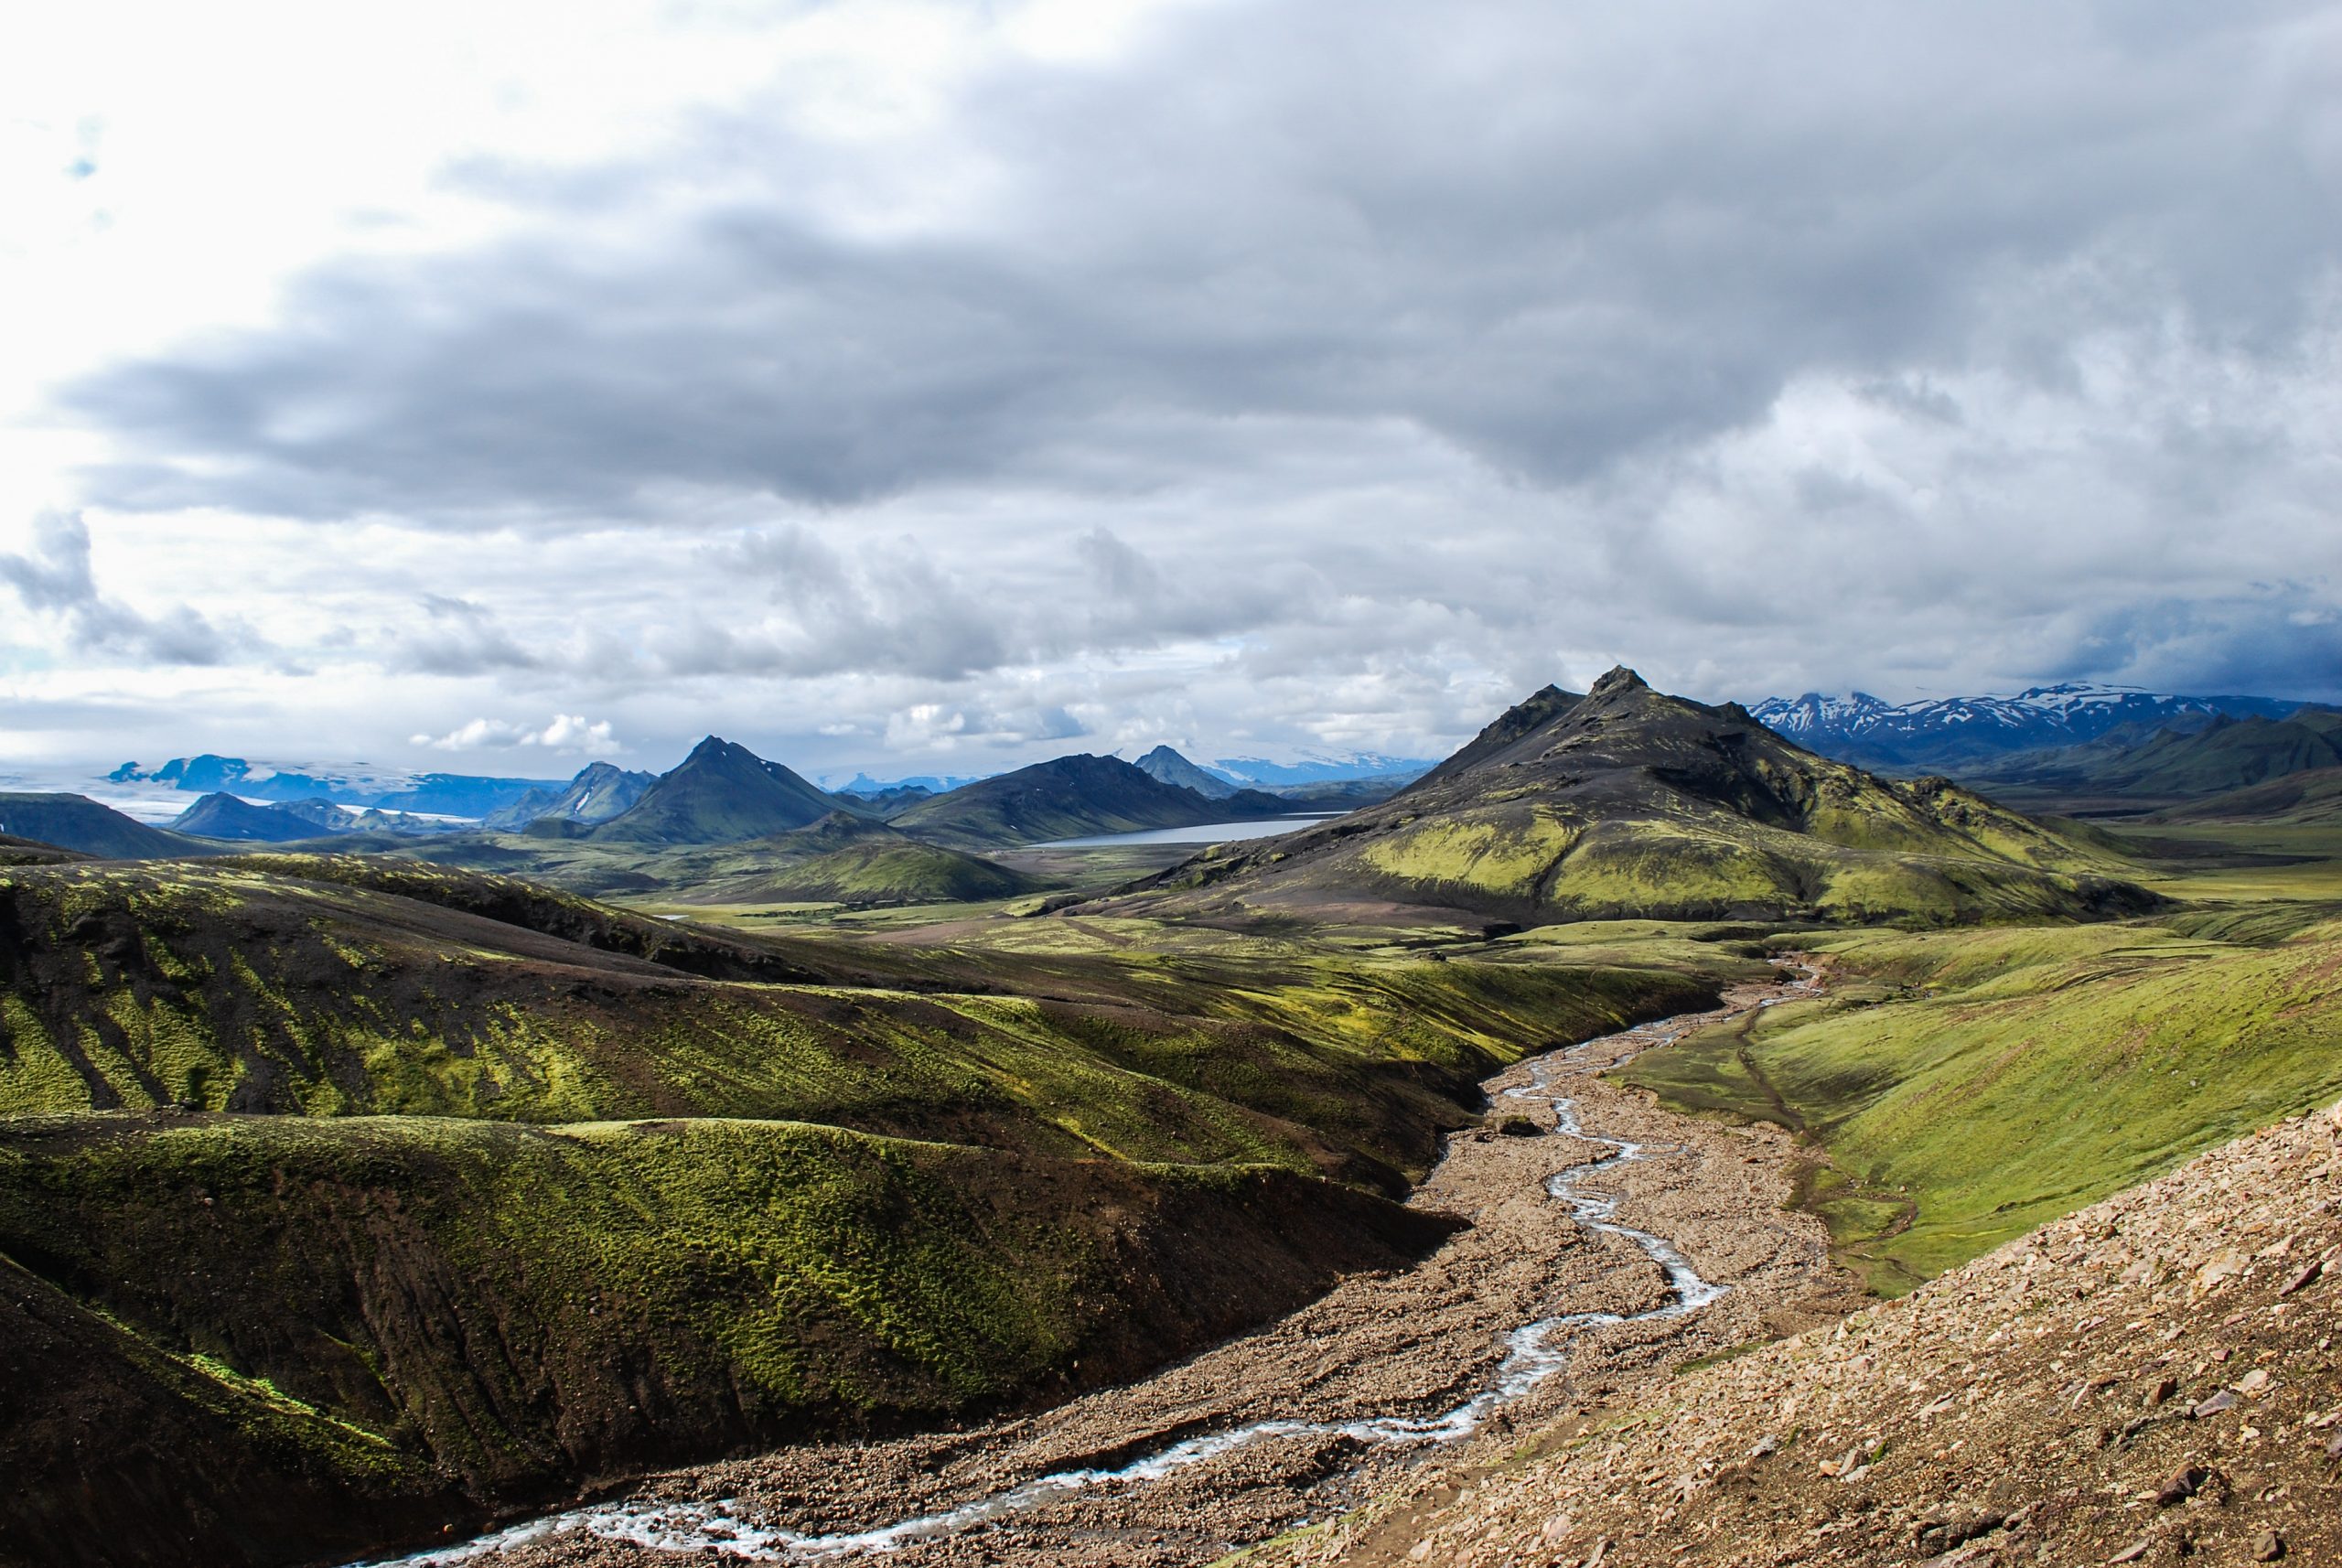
[1588,665,1649,696]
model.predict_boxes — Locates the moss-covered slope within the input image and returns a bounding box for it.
[0,1113,1454,1568]
[1112,669,2158,928]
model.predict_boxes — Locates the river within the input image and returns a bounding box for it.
[369,965,1843,1568]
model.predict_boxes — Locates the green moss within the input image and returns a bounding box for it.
[1620,916,2342,1284]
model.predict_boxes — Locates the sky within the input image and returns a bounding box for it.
[3,0,2339,782]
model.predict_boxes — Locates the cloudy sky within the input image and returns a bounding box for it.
[4,0,2338,781]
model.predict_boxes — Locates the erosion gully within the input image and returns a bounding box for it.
[371,963,1856,1568]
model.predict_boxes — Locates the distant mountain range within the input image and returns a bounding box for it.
[480,762,656,831]
[1961,708,2342,803]
[1202,753,1434,789]
[169,793,449,843]
[1747,682,2319,770]
[107,755,565,816]
[889,754,1293,848]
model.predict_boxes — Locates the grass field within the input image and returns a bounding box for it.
[1617,822,2342,1291]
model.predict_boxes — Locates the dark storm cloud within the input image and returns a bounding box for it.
[61,2,2342,525]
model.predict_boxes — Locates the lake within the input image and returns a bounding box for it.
[1033,814,1342,848]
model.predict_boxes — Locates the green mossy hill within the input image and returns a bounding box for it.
[1618,917,2342,1292]
[1112,669,2157,928]
[0,857,1727,1183]
[0,793,214,860]
[889,754,1289,847]
[0,1113,1453,1566]
[586,736,846,844]
[0,851,1747,1563]
[675,811,1049,907]
[1970,707,2342,802]
[2151,764,2342,825]
[718,840,1047,907]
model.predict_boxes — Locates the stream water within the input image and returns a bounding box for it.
[371,979,1808,1566]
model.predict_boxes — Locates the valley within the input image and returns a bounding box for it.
[3,673,2338,1568]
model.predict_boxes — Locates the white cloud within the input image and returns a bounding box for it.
[413,713,621,756]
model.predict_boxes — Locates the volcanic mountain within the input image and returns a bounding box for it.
[1113,669,2158,926]
[586,736,841,844]
[889,754,1289,847]
[1133,745,1240,800]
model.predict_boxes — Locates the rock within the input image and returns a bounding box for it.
[2189,1389,2238,1419]
[2277,1260,2322,1295]
[2254,1530,2286,1562]
[2233,1368,2270,1395]
[2107,1536,2154,1563]
[2145,1377,2177,1408]
[1916,1510,2004,1554]
[2154,1465,2207,1506]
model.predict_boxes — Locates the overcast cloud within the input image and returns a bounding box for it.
[2,0,2338,777]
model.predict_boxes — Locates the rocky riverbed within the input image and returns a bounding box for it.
[378,966,1866,1568]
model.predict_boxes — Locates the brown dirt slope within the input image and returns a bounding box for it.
[1277,1102,2342,1568]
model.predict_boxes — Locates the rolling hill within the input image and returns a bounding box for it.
[681,811,1049,906]
[890,754,1290,847]
[2149,763,2342,824]
[0,794,214,860]
[585,736,843,843]
[1112,668,2159,927]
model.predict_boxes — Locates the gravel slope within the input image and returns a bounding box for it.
[1269,1101,2342,1568]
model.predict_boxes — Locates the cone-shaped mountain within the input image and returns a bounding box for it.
[1114,668,2160,926]
[586,736,841,844]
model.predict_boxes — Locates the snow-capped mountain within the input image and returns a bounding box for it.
[1748,682,2315,769]
[1204,752,1434,788]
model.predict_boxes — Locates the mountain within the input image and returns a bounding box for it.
[1115,669,2157,927]
[586,736,843,843]
[108,756,567,816]
[480,760,656,830]
[172,792,337,843]
[1206,752,1435,788]
[831,771,983,797]
[1133,745,1240,800]
[889,754,1291,847]
[849,782,937,816]
[0,794,213,860]
[2152,764,2342,825]
[695,811,1049,906]
[1748,682,2316,769]
[1968,708,2342,801]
